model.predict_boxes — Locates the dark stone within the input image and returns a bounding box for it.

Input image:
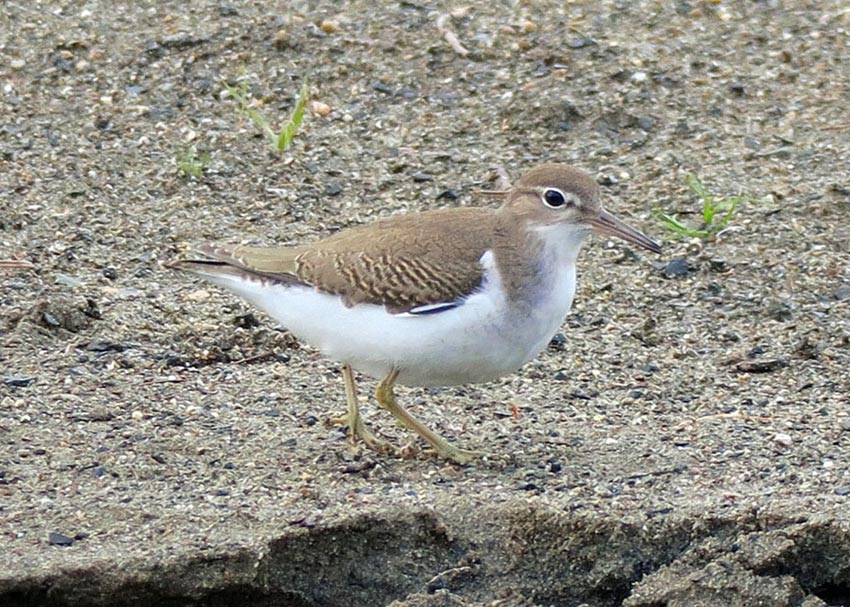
[233,313,260,328]
[637,116,655,131]
[548,333,567,351]
[4,375,36,388]
[833,286,850,301]
[709,258,727,272]
[729,81,747,96]
[371,81,393,94]
[48,532,74,547]
[657,257,691,278]
[86,341,127,353]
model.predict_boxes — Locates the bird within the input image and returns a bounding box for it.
[166,163,660,463]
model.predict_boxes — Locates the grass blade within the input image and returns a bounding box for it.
[657,211,710,239]
[686,173,708,201]
[276,81,309,151]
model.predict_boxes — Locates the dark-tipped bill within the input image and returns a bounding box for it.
[590,209,661,253]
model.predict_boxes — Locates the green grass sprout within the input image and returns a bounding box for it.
[223,79,309,153]
[177,146,209,178]
[657,173,757,239]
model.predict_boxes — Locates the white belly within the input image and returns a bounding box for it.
[201,252,578,387]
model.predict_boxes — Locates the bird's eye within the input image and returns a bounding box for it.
[543,188,570,209]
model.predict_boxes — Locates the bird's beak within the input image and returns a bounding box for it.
[590,208,661,253]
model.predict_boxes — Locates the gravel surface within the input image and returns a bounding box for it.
[1,1,849,606]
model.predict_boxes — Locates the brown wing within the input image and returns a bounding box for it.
[171,207,495,315]
[293,207,493,314]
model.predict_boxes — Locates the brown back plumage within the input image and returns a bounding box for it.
[177,207,499,314]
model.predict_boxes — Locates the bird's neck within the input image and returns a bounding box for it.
[490,218,586,310]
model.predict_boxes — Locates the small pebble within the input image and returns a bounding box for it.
[637,116,654,130]
[520,19,537,33]
[320,19,341,34]
[186,289,210,302]
[658,257,691,278]
[4,375,36,388]
[709,258,727,272]
[49,532,74,547]
[55,274,84,288]
[773,432,793,447]
[548,334,567,351]
[310,100,332,116]
[568,37,594,48]
[833,286,850,301]
[116,288,144,299]
[273,29,292,50]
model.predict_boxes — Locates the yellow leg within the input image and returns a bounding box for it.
[375,369,484,464]
[340,365,396,454]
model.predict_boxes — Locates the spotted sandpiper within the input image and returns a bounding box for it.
[167,164,660,463]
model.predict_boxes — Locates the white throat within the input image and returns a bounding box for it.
[520,222,586,337]
[532,222,589,268]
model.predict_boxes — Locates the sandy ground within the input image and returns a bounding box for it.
[1,1,849,606]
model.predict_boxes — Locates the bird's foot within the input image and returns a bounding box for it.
[330,413,398,455]
[424,442,487,465]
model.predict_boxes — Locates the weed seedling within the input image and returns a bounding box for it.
[223,79,309,153]
[657,173,756,239]
[177,146,209,178]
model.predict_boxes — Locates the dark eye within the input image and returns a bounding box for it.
[543,188,568,208]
